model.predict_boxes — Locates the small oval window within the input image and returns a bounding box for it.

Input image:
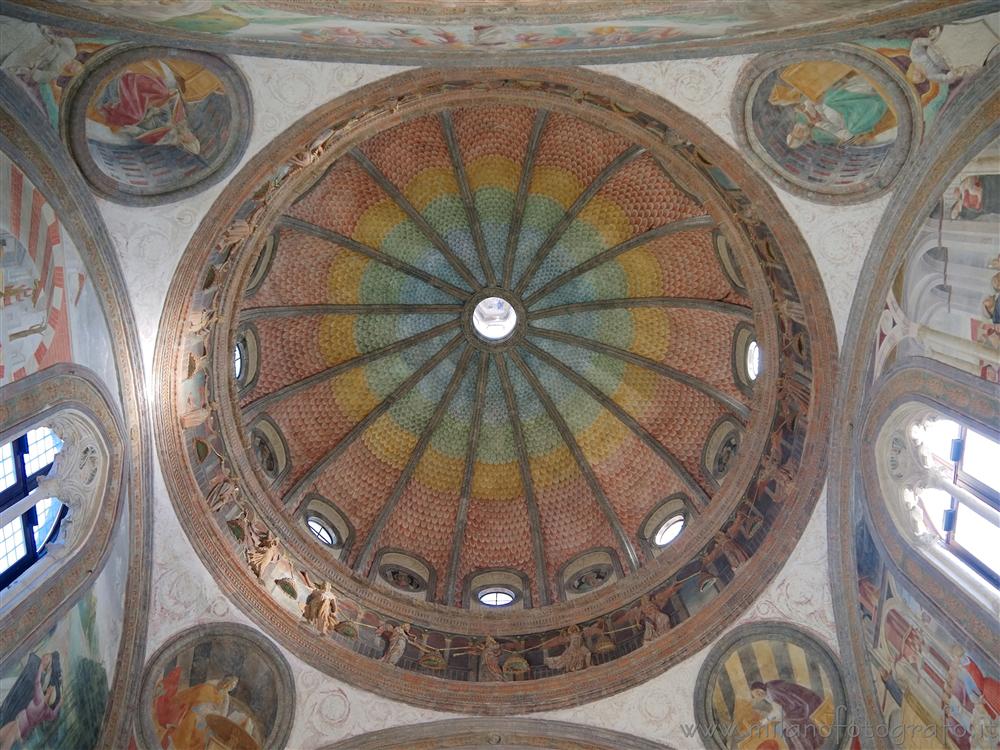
[746,339,760,381]
[306,514,337,547]
[654,514,685,547]
[233,341,245,380]
[477,587,516,607]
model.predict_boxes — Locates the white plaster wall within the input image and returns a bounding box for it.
[98,54,888,750]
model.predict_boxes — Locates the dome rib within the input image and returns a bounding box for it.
[240,302,463,320]
[444,349,491,605]
[529,297,751,319]
[348,147,482,291]
[353,343,475,574]
[285,333,464,512]
[522,215,715,307]
[493,351,551,605]
[439,110,496,287]
[527,326,750,419]
[512,144,645,297]
[502,109,550,287]
[517,337,711,510]
[242,317,461,420]
[279,215,472,301]
[507,348,640,571]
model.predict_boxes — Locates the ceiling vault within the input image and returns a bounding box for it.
[494,352,551,605]
[284,334,465,511]
[508,348,641,571]
[444,349,490,605]
[279,215,471,300]
[439,110,496,286]
[242,318,461,419]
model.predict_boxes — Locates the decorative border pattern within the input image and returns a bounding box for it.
[61,45,252,206]
[136,622,296,750]
[153,67,837,713]
[0,71,153,750]
[5,1,994,67]
[321,717,673,750]
[826,62,1000,747]
[731,45,921,204]
[693,621,850,750]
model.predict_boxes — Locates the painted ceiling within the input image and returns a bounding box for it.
[9,0,994,64]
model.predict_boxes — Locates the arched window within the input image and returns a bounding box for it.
[876,399,1000,610]
[908,417,999,589]
[0,427,67,589]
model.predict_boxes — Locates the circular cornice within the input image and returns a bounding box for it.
[154,67,836,713]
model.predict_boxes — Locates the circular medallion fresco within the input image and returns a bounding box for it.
[137,623,295,750]
[734,46,921,203]
[154,68,836,712]
[694,623,850,750]
[65,46,251,205]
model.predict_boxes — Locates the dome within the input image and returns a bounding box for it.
[156,68,835,712]
[236,100,753,608]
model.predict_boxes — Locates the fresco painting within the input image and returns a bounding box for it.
[859,15,1000,129]
[1,152,75,385]
[147,632,286,750]
[747,58,901,196]
[855,522,1000,750]
[0,18,113,128]
[77,52,237,196]
[11,0,969,55]
[701,629,848,750]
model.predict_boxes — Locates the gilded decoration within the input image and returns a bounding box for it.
[153,68,836,713]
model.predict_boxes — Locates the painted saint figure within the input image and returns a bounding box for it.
[86,58,223,156]
[0,652,62,750]
[768,62,896,150]
[750,679,826,750]
[153,673,241,750]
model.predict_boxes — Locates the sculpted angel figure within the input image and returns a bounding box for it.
[302,579,338,635]
[477,635,505,682]
[378,622,413,666]
[638,595,672,643]
[247,532,281,582]
[205,465,240,512]
[543,624,592,673]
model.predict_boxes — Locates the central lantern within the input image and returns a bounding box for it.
[155,68,835,712]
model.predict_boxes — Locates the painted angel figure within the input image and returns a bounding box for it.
[0,651,63,750]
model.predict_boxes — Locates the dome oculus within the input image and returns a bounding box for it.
[472,296,518,341]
